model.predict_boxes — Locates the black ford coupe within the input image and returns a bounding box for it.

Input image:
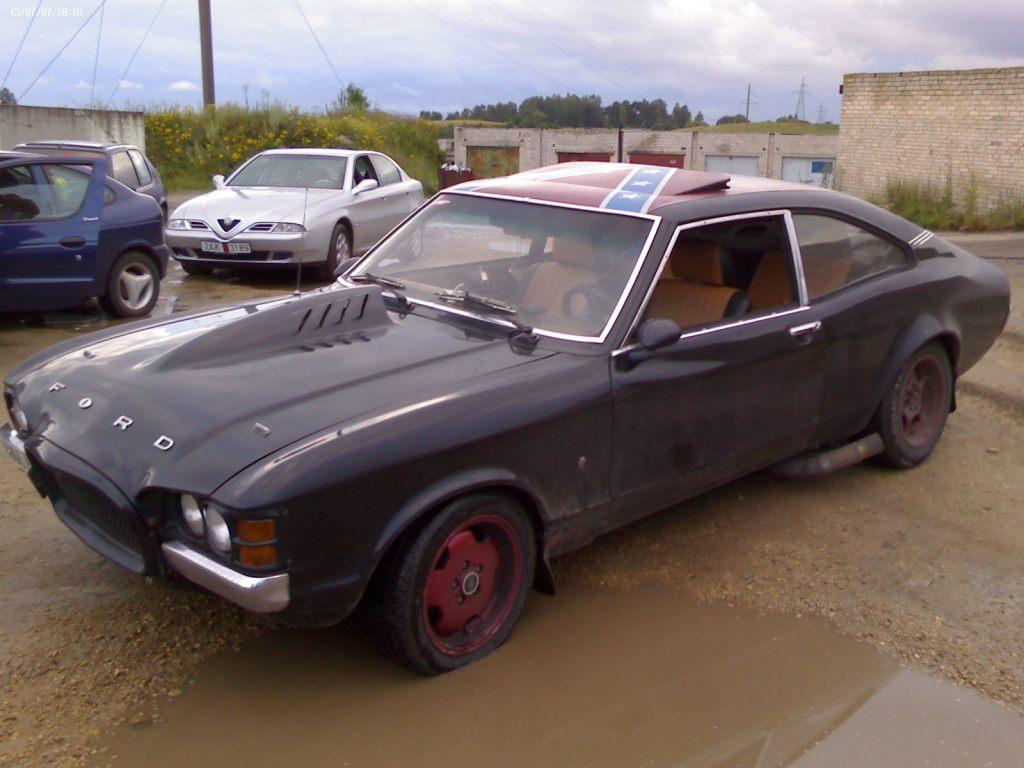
[3,164,1010,674]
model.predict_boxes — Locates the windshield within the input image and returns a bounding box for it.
[351,193,654,339]
[229,155,347,189]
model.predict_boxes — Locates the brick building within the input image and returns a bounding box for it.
[838,67,1024,211]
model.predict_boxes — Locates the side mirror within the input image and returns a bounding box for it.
[353,178,379,195]
[620,318,681,370]
[212,174,226,190]
[334,256,361,278]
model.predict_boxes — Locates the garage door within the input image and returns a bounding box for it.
[466,146,520,178]
[556,151,613,163]
[781,157,835,187]
[628,152,685,168]
[705,155,759,176]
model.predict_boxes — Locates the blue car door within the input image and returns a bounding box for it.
[0,158,106,312]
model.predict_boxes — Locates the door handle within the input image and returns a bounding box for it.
[788,321,822,337]
[59,236,87,249]
[82,216,99,222]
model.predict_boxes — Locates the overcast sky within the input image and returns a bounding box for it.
[2,0,1023,122]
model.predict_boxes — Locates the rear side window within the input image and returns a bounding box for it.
[792,214,911,299]
[128,149,153,185]
[41,164,93,218]
[370,155,402,186]
[111,150,140,189]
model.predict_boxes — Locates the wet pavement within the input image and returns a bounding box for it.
[2,237,1024,767]
[90,584,1024,768]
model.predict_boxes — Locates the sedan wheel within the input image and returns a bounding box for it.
[317,223,351,280]
[363,494,535,675]
[875,342,952,467]
[100,252,160,318]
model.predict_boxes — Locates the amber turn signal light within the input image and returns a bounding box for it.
[237,518,275,544]
[238,544,278,568]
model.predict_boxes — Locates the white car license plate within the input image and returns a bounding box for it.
[201,241,252,254]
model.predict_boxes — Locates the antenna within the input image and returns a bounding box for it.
[293,185,309,296]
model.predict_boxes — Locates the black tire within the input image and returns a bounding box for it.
[362,493,536,675]
[179,260,214,276]
[317,222,351,280]
[874,341,952,468]
[100,251,160,318]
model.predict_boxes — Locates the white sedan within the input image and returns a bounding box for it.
[165,149,423,279]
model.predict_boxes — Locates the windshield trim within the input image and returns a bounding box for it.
[350,190,661,345]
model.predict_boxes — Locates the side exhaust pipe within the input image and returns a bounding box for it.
[773,434,884,478]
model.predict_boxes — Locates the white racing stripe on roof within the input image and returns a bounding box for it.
[640,168,677,213]
[909,230,934,247]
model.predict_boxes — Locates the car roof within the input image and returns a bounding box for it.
[448,162,831,215]
[17,140,130,150]
[0,150,41,161]
[257,148,361,158]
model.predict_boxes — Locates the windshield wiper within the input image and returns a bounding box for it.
[436,290,539,347]
[349,273,412,309]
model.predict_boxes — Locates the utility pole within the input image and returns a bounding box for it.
[745,83,752,120]
[198,0,215,107]
[815,101,827,124]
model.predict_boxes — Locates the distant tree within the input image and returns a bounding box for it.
[715,114,750,125]
[692,111,706,126]
[342,83,369,112]
[419,110,443,120]
[671,103,692,128]
[0,87,16,106]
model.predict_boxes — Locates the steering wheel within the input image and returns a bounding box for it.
[562,283,614,324]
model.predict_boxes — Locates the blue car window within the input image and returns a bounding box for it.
[0,164,45,221]
[40,164,93,219]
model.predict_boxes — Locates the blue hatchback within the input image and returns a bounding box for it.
[0,153,170,317]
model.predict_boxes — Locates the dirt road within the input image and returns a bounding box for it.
[1,234,1022,766]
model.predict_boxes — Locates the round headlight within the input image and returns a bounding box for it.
[181,494,205,536]
[204,504,232,553]
[10,402,28,433]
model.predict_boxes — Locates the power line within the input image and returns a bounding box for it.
[293,0,344,90]
[483,0,624,89]
[106,0,168,107]
[403,0,574,91]
[20,0,106,102]
[90,0,105,105]
[2,0,44,91]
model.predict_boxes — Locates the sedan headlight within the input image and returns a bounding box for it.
[180,494,205,536]
[10,401,28,433]
[271,222,306,234]
[166,218,190,230]
[204,503,232,553]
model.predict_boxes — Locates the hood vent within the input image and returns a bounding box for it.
[154,286,391,370]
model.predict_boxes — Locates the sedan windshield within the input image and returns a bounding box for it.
[350,194,654,339]
[229,155,347,189]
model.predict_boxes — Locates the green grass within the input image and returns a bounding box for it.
[147,103,445,194]
[877,176,1024,231]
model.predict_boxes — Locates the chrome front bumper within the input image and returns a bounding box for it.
[161,540,290,613]
[1,422,30,472]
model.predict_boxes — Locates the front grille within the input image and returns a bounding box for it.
[247,222,275,232]
[188,220,210,230]
[50,471,149,573]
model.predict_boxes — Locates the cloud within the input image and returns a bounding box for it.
[168,80,200,92]
[119,79,143,90]
[73,80,90,90]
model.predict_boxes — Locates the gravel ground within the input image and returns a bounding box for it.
[0,234,1021,766]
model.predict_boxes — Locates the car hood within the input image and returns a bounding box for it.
[10,285,556,498]
[171,186,347,230]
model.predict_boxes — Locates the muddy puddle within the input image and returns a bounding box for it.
[91,584,1024,768]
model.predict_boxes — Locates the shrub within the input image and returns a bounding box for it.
[877,174,1024,231]
[145,103,444,193]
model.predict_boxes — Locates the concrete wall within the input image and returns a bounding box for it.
[0,105,146,150]
[453,126,837,180]
[838,67,1024,211]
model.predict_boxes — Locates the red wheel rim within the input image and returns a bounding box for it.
[422,514,523,656]
[899,354,945,449]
